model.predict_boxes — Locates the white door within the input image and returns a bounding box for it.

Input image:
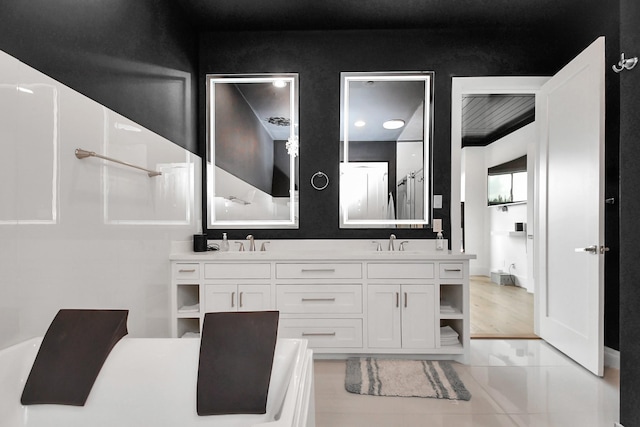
[340,162,388,220]
[237,284,271,311]
[367,284,401,348]
[204,284,237,312]
[401,284,436,349]
[537,37,605,376]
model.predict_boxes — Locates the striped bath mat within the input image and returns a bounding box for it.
[345,358,471,401]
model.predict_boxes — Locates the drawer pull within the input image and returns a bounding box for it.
[301,297,336,302]
[178,269,196,273]
[239,292,243,308]
[444,268,461,272]
[404,292,408,308]
[300,268,336,273]
[301,332,336,337]
[231,291,235,308]
[396,292,399,308]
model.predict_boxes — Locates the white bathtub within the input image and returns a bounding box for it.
[0,337,315,427]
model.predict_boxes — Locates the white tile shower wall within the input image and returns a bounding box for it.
[0,50,202,350]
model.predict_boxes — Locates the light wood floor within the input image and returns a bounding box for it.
[470,275,538,339]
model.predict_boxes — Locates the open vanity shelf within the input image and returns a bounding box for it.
[170,248,473,362]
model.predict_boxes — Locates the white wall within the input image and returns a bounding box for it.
[461,147,490,275]
[0,50,202,350]
[462,123,535,292]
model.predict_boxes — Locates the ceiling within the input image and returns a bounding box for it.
[461,95,535,146]
[174,0,580,32]
[234,81,294,141]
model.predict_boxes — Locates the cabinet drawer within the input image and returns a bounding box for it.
[172,263,200,280]
[367,263,434,279]
[439,263,464,279]
[278,318,363,348]
[276,263,362,279]
[204,263,271,279]
[276,285,362,314]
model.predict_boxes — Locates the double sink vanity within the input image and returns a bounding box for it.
[170,239,474,362]
[184,72,470,361]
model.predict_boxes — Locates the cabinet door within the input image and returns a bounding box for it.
[401,284,436,349]
[238,284,271,311]
[204,284,237,312]
[367,284,401,348]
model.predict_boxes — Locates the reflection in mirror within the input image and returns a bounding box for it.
[206,74,299,229]
[340,72,433,228]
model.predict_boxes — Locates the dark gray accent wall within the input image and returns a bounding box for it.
[199,22,618,240]
[0,0,198,153]
[619,0,639,423]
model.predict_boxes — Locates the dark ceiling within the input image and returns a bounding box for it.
[462,95,535,146]
[174,0,582,32]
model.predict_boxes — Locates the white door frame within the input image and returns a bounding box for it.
[450,76,549,333]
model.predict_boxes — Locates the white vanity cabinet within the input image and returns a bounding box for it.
[367,284,436,349]
[170,247,472,362]
[204,284,271,312]
[203,263,272,313]
[275,262,364,349]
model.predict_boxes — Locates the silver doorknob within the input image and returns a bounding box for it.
[600,246,610,254]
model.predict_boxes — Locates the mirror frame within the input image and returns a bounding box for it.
[340,71,434,228]
[206,73,299,229]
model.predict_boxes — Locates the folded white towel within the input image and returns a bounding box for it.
[440,325,459,338]
[178,303,200,313]
[440,304,457,313]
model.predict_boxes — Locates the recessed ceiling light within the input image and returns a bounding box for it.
[273,80,287,88]
[354,120,366,127]
[383,119,405,130]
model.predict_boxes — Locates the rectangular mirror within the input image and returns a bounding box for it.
[340,71,433,228]
[206,74,299,229]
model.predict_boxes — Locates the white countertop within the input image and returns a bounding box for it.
[170,239,476,261]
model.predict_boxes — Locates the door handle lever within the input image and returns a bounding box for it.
[575,245,598,254]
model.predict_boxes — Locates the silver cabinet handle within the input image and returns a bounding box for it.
[231,291,235,308]
[404,292,408,308]
[178,269,196,273]
[396,292,399,308]
[444,268,461,272]
[301,297,336,302]
[301,332,336,337]
[239,291,243,308]
[300,268,336,273]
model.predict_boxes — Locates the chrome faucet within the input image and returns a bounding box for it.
[399,241,409,251]
[260,241,270,251]
[246,234,256,251]
[388,234,396,251]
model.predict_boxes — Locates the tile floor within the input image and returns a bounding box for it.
[313,340,619,427]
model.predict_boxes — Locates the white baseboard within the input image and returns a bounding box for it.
[604,346,620,369]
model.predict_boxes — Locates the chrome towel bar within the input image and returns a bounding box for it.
[75,148,162,177]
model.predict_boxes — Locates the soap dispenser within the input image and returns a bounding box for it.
[221,233,230,252]
[436,231,444,251]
